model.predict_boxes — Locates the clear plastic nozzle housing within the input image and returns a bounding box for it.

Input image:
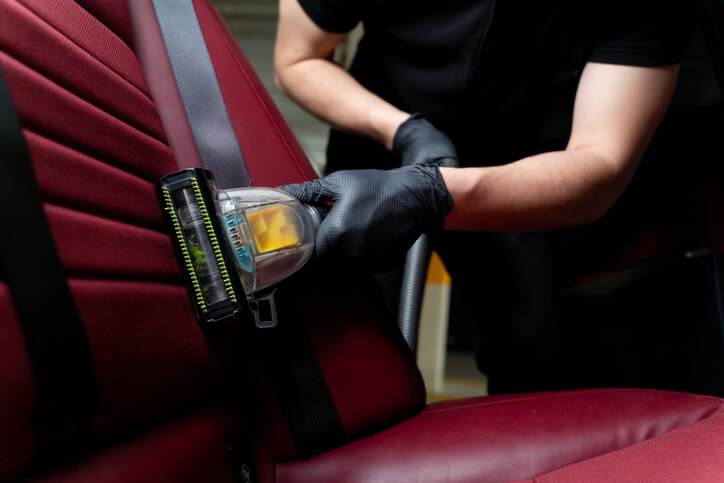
[215,187,320,294]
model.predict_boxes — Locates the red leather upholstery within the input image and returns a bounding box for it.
[3,0,724,481]
[277,389,724,482]
[519,411,724,482]
[0,0,423,477]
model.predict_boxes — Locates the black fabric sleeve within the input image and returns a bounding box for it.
[589,0,695,66]
[297,0,364,33]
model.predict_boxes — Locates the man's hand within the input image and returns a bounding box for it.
[279,165,453,270]
[393,114,460,168]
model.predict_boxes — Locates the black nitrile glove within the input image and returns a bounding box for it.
[393,113,459,168]
[278,164,453,270]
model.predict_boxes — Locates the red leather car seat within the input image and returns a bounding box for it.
[2,0,724,481]
[0,0,423,477]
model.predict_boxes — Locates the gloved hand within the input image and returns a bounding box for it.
[393,113,459,168]
[278,164,453,270]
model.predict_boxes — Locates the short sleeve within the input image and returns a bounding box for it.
[297,0,364,33]
[588,0,695,66]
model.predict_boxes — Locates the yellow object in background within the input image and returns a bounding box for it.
[419,251,453,397]
[247,204,300,253]
[426,251,451,285]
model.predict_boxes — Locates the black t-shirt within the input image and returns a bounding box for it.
[299,0,694,167]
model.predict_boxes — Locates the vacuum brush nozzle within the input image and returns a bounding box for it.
[158,168,319,329]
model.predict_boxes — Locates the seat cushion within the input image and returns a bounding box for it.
[517,411,724,482]
[23,407,245,483]
[277,388,724,483]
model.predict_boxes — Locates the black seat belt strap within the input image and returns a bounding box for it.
[151,0,251,190]
[150,0,345,457]
[0,68,97,461]
[259,289,346,458]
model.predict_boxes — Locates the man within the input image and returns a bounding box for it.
[274,0,693,393]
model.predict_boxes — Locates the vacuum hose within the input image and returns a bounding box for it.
[398,234,433,355]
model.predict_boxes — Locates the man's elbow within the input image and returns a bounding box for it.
[583,166,636,225]
[273,69,287,95]
[572,146,640,222]
[272,42,294,96]
[584,194,618,225]
[273,55,307,98]
[273,57,296,97]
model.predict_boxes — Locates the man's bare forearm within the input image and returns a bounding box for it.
[441,146,635,231]
[442,62,679,232]
[274,0,408,149]
[275,58,408,149]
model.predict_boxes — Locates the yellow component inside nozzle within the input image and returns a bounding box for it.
[246,204,300,254]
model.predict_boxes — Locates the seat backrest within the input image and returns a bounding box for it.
[0,0,424,478]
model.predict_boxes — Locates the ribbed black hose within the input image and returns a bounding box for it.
[398,234,433,355]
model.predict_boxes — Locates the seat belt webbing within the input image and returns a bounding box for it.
[150,0,345,457]
[0,67,97,460]
[151,0,251,190]
[259,291,346,458]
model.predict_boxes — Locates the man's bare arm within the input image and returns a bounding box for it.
[441,62,680,231]
[274,0,408,149]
